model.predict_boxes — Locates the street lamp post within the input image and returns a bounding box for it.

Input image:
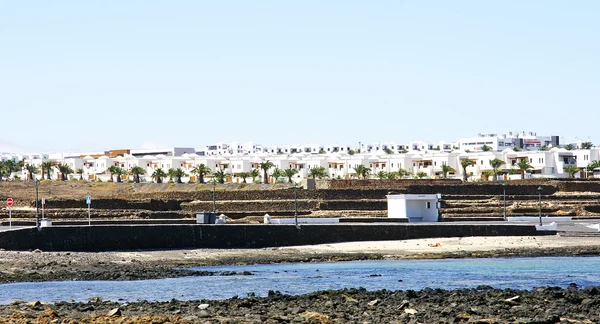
[34,179,40,229]
[294,182,298,228]
[537,186,543,226]
[502,183,507,221]
[212,179,217,214]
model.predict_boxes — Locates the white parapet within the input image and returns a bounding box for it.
[507,216,572,222]
[40,219,53,228]
[269,218,339,224]
[535,222,558,231]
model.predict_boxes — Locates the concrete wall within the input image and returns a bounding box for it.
[0,224,550,251]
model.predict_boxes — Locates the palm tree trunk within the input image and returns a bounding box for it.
[521,170,525,180]
[157,177,162,184]
[264,171,268,184]
[463,167,468,181]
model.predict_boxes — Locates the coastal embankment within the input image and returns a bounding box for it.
[2,179,600,222]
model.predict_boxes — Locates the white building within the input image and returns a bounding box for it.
[387,194,440,222]
[459,132,559,152]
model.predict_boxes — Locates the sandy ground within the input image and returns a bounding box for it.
[104,234,600,262]
[280,235,600,254]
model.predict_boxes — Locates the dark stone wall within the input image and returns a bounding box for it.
[43,199,186,211]
[316,179,463,189]
[0,224,549,251]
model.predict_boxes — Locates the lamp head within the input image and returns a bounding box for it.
[537,186,543,191]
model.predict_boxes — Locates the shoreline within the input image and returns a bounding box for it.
[1,235,600,284]
[1,235,600,322]
[1,286,599,323]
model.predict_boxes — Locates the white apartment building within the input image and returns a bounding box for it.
[459,132,559,152]
[10,145,600,183]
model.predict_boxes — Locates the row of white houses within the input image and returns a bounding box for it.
[3,146,600,183]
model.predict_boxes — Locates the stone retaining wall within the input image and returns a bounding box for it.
[316,179,462,189]
[0,224,549,251]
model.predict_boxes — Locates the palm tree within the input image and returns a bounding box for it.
[564,144,575,151]
[271,167,285,183]
[441,163,456,179]
[397,168,409,178]
[152,168,167,183]
[415,171,428,179]
[353,165,371,179]
[190,164,211,184]
[237,171,251,183]
[0,161,6,181]
[584,160,600,180]
[167,168,176,182]
[108,165,126,182]
[374,171,386,180]
[56,163,74,181]
[212,169,230,184]
[260,160,274,184]
[481,145,492,152]
[129,166,146,183]
[17,159,25,171]
[460,159,475,182]
[564,165,579,178]
[107,165,118,182]
[516,159,533,180]
[41,161,56,180]
[76,168,84,180]
[250,168,260,182]
[384,148,394,154]
[386,172,397,180]
[113,167,126,183]
[308,166,327,180]
[3,160,18,178]
[173,168,188,183]
[581,142,594,149]
[283,167,298,183]
[489,158,505,181]
[25,164,39,181]
[481,170,493,181]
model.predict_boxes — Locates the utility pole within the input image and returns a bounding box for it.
[502,183,507,221]
[537,186,543,226]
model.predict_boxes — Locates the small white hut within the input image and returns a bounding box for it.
[386,194,440,222]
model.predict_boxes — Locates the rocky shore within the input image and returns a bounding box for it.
[2,235,600,284]
[1,235,600,322]
[1,286,599,323]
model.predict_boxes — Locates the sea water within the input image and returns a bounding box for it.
[1,256,599,304]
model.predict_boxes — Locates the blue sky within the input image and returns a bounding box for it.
[1,1,598,152]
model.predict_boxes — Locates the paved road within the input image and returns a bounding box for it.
[0,226,33,232]
[0,220,598,234]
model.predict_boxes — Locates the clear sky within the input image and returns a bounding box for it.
[1,1,598,153]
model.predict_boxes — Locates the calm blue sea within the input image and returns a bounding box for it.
[1,256,599,304]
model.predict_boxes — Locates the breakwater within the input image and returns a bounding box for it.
[0,223,550,251]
